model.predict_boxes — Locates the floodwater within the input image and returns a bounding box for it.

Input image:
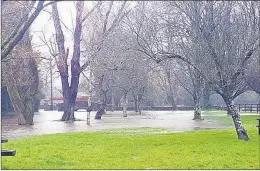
[2,110,234,139]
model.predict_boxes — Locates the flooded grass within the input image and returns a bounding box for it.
[105,127,169,134]
[204,113,259,127]
[202,110,259,116]
[2,123,259,170]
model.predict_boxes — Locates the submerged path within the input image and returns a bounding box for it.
[2,110,235,139]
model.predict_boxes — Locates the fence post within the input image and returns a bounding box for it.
[257,104,259,113]
[238,104,240,112]
[250,104,252,112]
[245,104,246,112]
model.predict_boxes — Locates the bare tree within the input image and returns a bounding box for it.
[173,62,205,120]
[125,1,260,140]
[51,1,128,121]
[171,1,260,140]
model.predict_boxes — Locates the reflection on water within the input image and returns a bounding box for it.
[2,110,232,139]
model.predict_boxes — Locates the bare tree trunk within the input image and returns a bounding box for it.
[60,74,72,121]
[193,97,202,120]
[4,62,37,125]
[223,97,234,115]
[50,59,54,110]
[166,71,177,110]
[132,87,144,114]
[69,64,80,121]
[111,90,115,112]
[169,96,177,110]
[203,86,211,109]
[134,100,138,113]
[122,93,127,117]
[87,112,90,125]
[61,96,71,121]
[137,102,141,115]
[228,105,250,141]
[7,84,33,125]
[134,99,142,114]
[95,103,105,119]
[52,1,84,121]
[95,90,107,119]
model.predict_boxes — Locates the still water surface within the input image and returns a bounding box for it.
[2,110,233,139]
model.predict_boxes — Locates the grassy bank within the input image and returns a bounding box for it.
[2,115,259,170]
[203,110,259,127]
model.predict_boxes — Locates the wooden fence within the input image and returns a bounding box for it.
[237,104,260,113]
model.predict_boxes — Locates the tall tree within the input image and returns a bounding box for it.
[52,1,84,121]
[171,1,259,140]
[52,1,128,121]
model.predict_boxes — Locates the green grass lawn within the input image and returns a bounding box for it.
[2,115,260,170]
[202,109,258,115]
[203,110,259,127]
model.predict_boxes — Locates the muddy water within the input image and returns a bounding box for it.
[1,110,232,139]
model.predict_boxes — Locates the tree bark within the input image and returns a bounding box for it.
[192,97,202,120]
[50,59,54,110]
[134,100,138,112]
[137,101,141,115]
[228,105,250,141]
[132,87,144,114]
[134,99,142,114]
[111,90,115,112]
[166,71,177,110]
[203,86,211,109]
[223,97,234,115]
[95,89,108,119]
[59,73,72,121]
[122,93,127,117]
[95,103,106,119]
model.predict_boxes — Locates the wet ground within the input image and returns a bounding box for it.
[2,110,235,139]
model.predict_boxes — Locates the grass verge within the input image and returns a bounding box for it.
[2,119,259,170]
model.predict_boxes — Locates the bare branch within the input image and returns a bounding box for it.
[1,1,45,60]
[82,1,102,23]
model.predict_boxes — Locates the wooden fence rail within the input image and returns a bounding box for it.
[237,104,260,113]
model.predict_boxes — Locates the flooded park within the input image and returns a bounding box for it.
[1,1,260,169]
[2,110,235,139]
